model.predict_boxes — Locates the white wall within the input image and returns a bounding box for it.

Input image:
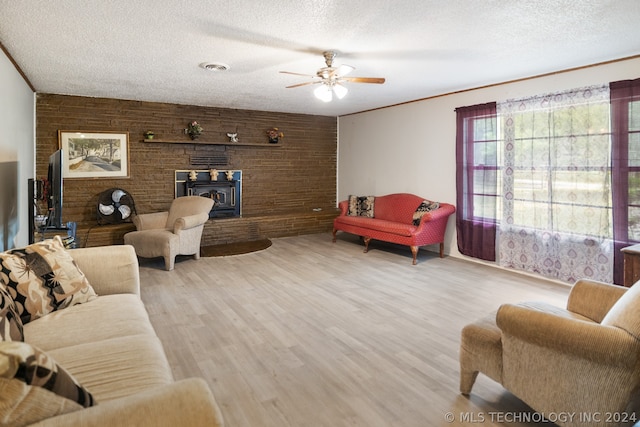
[338,56,640,259]
[0,48,35,249]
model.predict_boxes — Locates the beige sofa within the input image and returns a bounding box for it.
[2,244,224,426]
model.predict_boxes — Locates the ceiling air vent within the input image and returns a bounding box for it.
[200,62,230,72]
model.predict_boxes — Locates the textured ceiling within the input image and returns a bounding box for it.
[1,0,639,117]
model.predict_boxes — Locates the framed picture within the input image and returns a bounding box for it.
[58,131,129,179]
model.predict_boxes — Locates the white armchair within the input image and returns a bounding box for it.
[124,196,214,270]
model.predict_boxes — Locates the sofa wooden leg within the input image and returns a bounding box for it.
[332,229,337,243]
[410,246,418,265]
[439,242,444,258]
[363,237,371,253]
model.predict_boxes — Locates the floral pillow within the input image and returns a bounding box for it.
[0,341,95,408]
[347,195,375,218]
[0,236,97,324]
[0,286,23,341]
[412,200,440,226]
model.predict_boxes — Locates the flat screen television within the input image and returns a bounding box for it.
[46,149,64,229]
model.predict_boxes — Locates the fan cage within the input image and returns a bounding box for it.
[96,188,136,225]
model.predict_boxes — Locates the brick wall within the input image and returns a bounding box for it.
[35,94,338,246]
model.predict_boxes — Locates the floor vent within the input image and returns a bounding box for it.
[248,222,260,240]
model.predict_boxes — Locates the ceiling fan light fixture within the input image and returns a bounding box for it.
[314,84,333,102]
[333,83,348,99]
[335,64,355,77]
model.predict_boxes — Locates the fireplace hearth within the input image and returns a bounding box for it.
[175,170,241,218]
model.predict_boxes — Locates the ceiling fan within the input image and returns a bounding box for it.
[280,51,385,102]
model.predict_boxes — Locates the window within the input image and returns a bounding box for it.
[500,96,612,238]
[458,82,640,284]
[469,114,499,222]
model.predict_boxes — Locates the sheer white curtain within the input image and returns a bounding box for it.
[497,85,613,283]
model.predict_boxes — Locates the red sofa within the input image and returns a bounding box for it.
[332,193,456,264]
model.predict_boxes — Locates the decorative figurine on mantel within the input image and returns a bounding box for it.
[209,169,218,181]
[188,170,198,181]
[226,132,239,143]
[267,127,284,144]
[226,170,234,181]
[186,121,203,140]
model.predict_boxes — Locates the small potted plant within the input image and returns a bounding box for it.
[267,127,284,144]
[187,121,203,140]
[144,130,155,140]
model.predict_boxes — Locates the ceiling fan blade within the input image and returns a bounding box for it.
[279,71,316,78]
[342,77,386,84]
[286,81,320,89]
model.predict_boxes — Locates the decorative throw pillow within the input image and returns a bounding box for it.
[347,195,375,218]
[0,236,97,324]
[412,200,440,226]
[0,341,96,408]
[0,286,23,342]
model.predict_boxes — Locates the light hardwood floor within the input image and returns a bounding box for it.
[139,232,570,426]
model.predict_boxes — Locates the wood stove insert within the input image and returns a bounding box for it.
[175,169,241,218]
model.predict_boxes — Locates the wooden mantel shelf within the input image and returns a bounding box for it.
[142,139,282,147]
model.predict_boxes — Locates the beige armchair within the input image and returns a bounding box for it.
[124,196,213,270]
[460,279,640,427]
